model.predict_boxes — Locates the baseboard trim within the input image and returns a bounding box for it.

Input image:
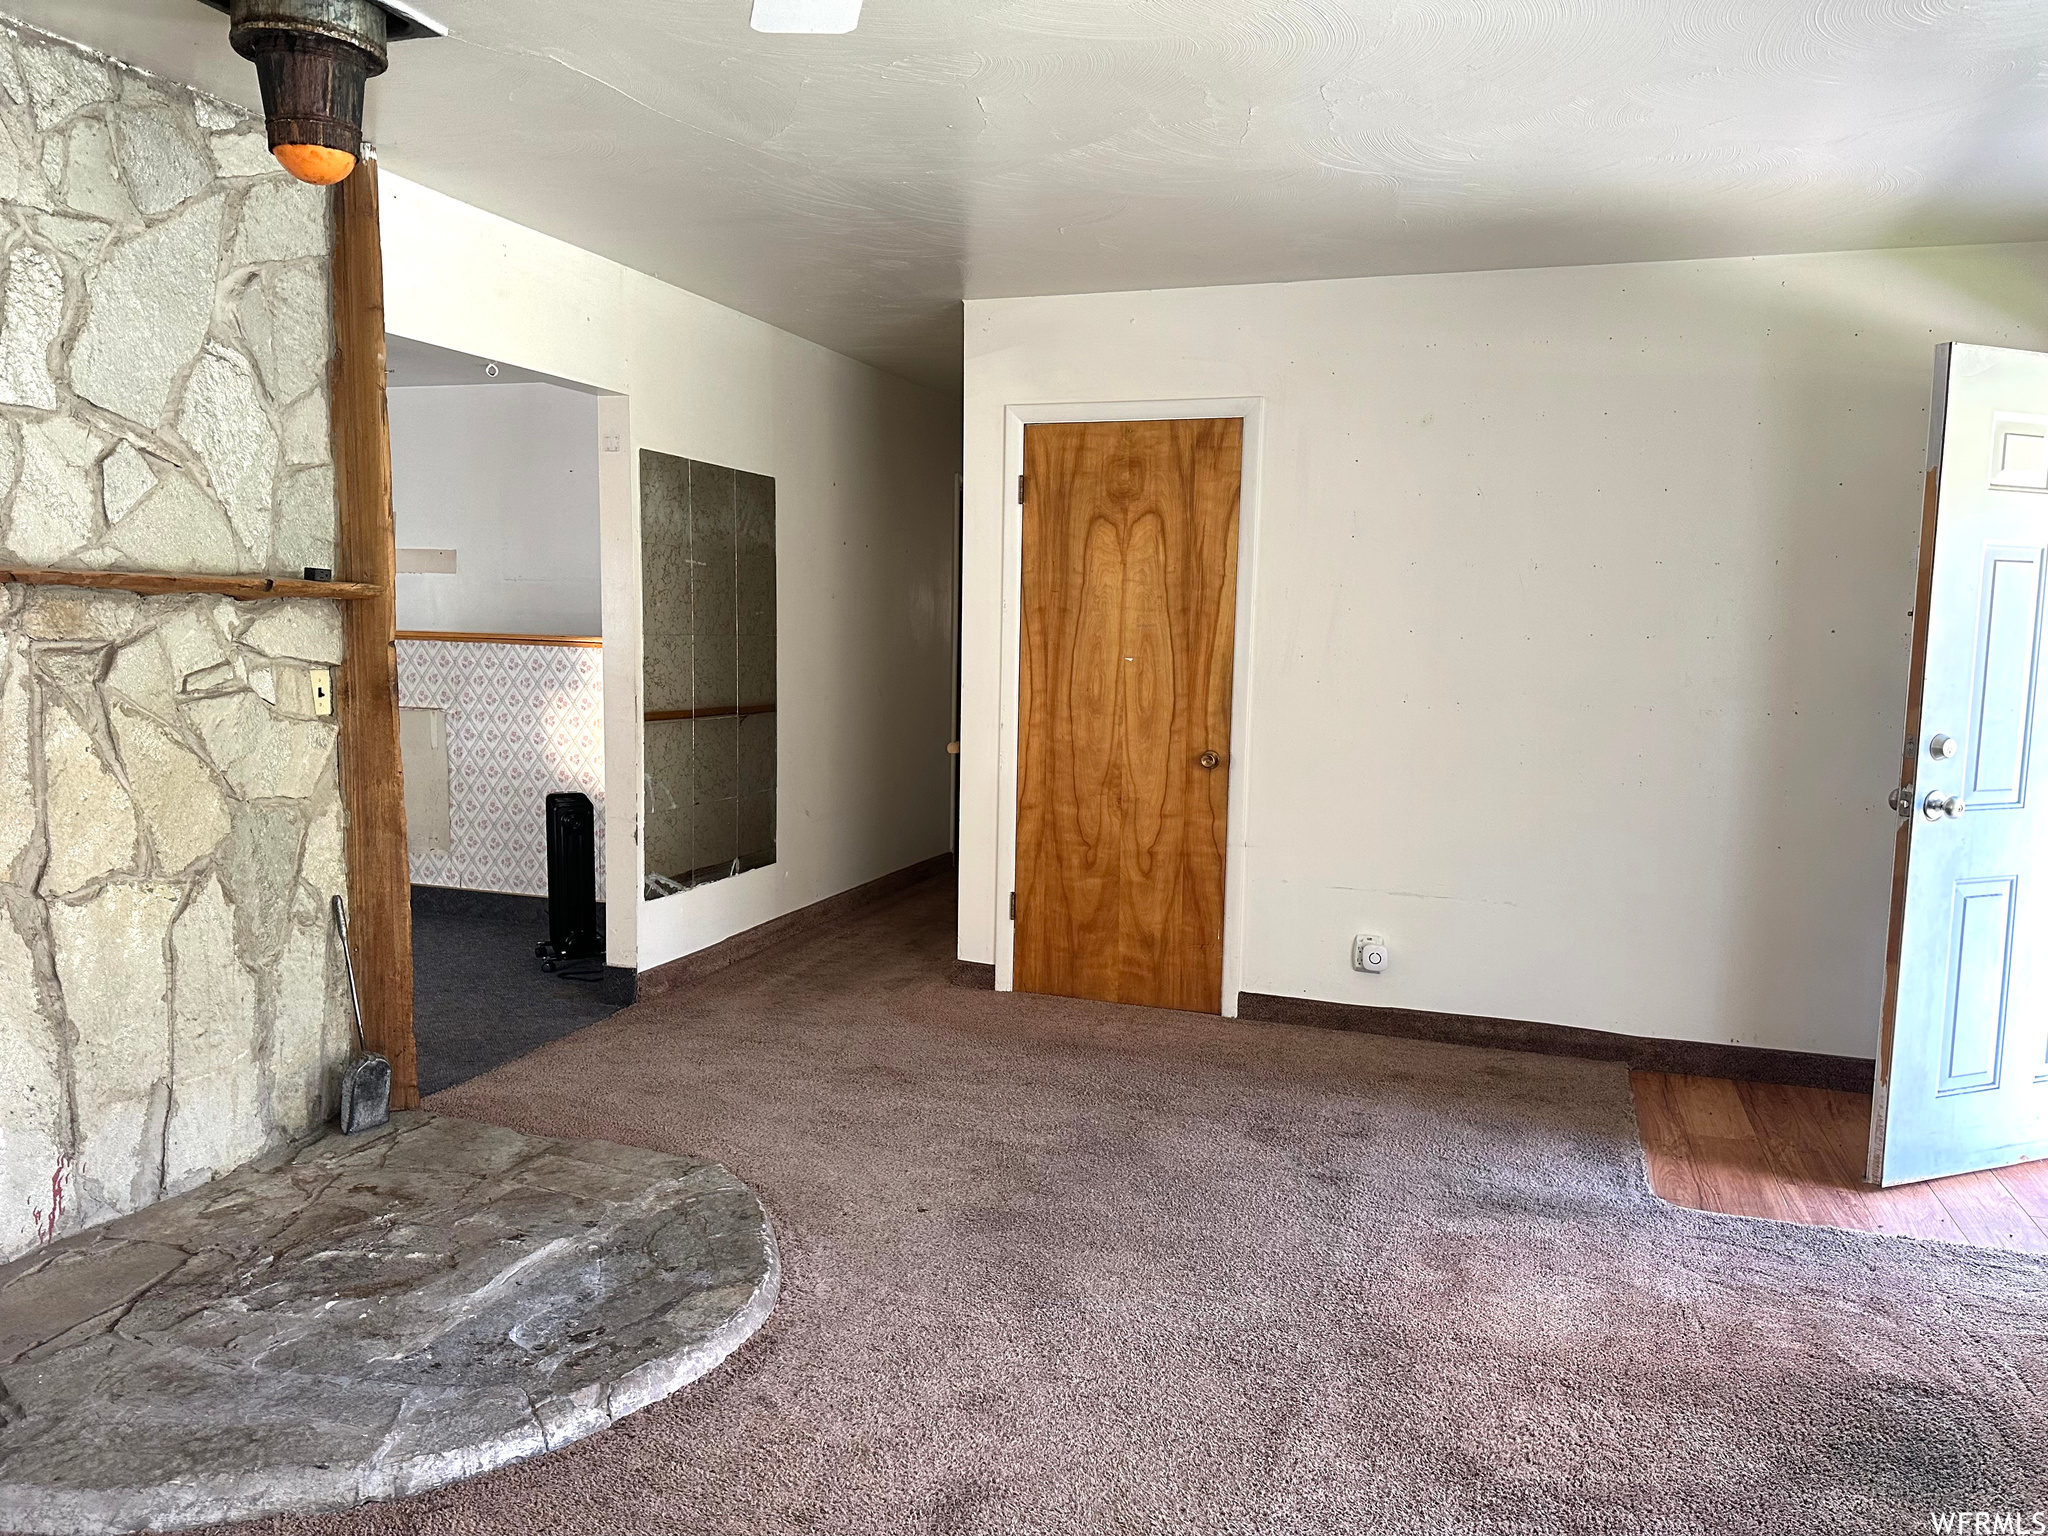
[952,960,995,990]
[636,853,954,1002]
[1234,993,1875,1093]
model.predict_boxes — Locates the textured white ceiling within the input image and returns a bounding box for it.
[22,0,2048,389]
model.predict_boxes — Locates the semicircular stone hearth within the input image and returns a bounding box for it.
[0,1113,779,1535]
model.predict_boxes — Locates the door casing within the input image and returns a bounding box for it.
[993,398,1266,1015]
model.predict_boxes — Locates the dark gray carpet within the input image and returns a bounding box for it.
[409,888,616,1096]
[227,877,2044,1534]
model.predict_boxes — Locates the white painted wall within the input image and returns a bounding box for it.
[960,243,2048,1059]
[388,383,603,636]
[379,173,960,974]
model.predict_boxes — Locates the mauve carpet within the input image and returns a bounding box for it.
[214,876,2045,1535]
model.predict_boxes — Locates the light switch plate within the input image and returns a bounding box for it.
[310,668,333,717]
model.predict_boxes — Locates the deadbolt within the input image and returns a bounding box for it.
[1198,750,1220,770]
[1923,792,1966,820]
[1929,734,1959,760]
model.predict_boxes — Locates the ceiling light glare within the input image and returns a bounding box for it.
[751,0,863,34]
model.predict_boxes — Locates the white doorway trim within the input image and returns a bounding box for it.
[384,326,638,984]
[994,397,1267,1017]
[594,394,640,976]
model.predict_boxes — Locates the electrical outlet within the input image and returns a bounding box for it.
[1352,934,1387,973]
[310,668,333,717]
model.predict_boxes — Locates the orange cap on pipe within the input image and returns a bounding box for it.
[273,143,357,185]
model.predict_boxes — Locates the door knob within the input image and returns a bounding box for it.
[1198,750,1220,770]
[1923,792,1965,820]
[1929,734,1959,760]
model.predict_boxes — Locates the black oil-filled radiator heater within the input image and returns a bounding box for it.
[535,791,602,974]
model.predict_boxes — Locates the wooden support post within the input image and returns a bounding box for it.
[330,156,418,1108]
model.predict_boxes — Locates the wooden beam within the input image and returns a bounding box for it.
[1,568,381,601]
[330,156,418,1109]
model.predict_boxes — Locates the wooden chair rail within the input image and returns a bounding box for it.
[396,630,602,648]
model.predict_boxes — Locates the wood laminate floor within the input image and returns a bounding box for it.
[1631,1071,2048,1254]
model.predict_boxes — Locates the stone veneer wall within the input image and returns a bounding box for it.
[0,19,350,1261]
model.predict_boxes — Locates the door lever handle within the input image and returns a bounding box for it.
[1923,792,1965,820]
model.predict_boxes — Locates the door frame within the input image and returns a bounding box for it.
[993,398,1267,1015]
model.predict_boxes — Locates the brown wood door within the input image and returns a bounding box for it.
[1015,418,1242,1012]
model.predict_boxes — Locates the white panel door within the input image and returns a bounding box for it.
[1872,343,2048,1186]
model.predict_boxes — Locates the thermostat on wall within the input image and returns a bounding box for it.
[1353,934,1388,974]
